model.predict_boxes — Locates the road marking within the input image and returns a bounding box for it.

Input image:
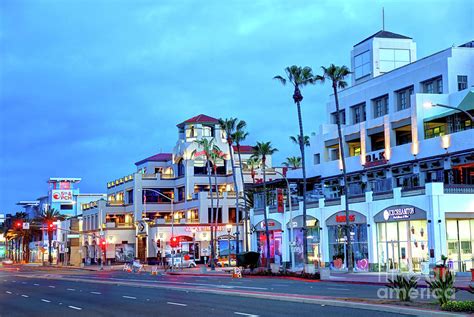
[34,283,39,286]
[21,294,29,298]
[6,291,12,294]
[68,305,82,310]
[48,286,55,288]
[22,282,27,284]
[41,299,51,303]
[122,295,136,299]
[67,288,75,291]
[234,312,259,317]
[90,291,101,295]
[167,302,187,306]
[327,287,350,291]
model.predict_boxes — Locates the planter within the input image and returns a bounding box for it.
[319,267,330,280]
[304,264,315,274]
[270,263,280,274]
[433,266,447,279]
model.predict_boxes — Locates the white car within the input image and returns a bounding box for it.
[1,259,13,265]
[167,257,196,268]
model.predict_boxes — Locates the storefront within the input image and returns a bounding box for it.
[287,215,320,269]
[445,215,474,272]
[374,205,428,272]
[326,211,368,271]
[256,219,282,266]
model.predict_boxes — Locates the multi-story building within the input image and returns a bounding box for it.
[80,114,281,265]
[252,31,474,273]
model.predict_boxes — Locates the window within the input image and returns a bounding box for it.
[379,49,410,73]
[313,154,320,165]
[177,187,185,202]
[396,86,414,111]
[352,103,366,123]
[458,75,468,91]
[329,148,339,161]
[422,76,443,94]
[331,110,346,125]
[186,125,196,138]
[354,51,371,79]
[61,204,73,210]
[373,95,388,118]
[203,125,214,137]
[208,208,222,224]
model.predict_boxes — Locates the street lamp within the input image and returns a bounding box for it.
[423,101,474,122]
[226,224,232,267]
[191,227,197,261]
[273,169,295,271]
[141,188,174,270]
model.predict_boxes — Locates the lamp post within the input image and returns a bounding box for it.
[226,224,232,267]
[191,227,197,261]
[273,169,295,271]
[424,101,474,122]
[141,188,174,271]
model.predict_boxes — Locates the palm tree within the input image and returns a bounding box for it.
[218,118,245,255]
[209,144,225,245]
[246,157,259,185]
[283,156,302,169]
[274,65,318,265]
[36,207,64,265]
[320,64,353,272]
[194,138,217,270]
[232,126,250,251]
[252,141,278,270]
[290,135,310,147]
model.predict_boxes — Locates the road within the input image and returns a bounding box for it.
[1,266,466,316]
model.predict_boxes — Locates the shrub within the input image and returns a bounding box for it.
[426,270,458,306]
[386,275,418,302]
[441,301,474,313]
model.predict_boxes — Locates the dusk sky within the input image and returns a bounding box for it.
[0,0,472,213]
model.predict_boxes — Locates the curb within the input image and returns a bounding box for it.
[166,272,229,277]
[322,279,471,291]
[16,273,460,317]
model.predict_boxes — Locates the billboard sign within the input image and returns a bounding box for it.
[51,190,73,202]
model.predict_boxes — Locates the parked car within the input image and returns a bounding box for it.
[217,258,236,267]
[166,256,196,268]
[1,259,13,265]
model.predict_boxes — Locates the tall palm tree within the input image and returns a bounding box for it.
[290,135,310,147]
[194,138,217,270]
[36,207,64,265]
[282,156,302,169]
[320,64,353,272]
[232,126,250,251]
[274,65,318,265]
[209,144,225,244]
[218,118,245,255]
[252,141,278,270]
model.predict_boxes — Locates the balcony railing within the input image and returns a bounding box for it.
[444,184,474,194]
[401,186,426,197]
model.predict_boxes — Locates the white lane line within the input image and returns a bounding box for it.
[22,282,27,284]
[41,299,51,303]
[68,305,82,310]
[3,280,7,282]
[327,287,350,291]
[21,294,29,298]
[234,312,259,317]
[67,288,75,291]
[48,286,55,288]
[90,291,101,295]
[34,283,40,286]
[6,291,12,294]
[122,295,136,300]
[167,302,187,306]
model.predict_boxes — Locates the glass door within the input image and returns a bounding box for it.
[386,240,400,271]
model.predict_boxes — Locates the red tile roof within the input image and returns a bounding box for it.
[177,114,219,127]
[233,145,254,154]
[135,153,172,166]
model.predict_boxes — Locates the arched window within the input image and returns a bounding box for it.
[177,159,185,177]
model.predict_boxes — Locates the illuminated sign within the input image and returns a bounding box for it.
[277,188,284,213]
[335,215,356,223]
[364,151,387,168]
[51,190,73,202]
[374,205,426,223]
[184,226,224,232]
[383,207,415,221]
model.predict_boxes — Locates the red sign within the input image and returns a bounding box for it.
[277,188,284,213]
[336,214,356,223]
[60,182,71,190]
[364,151,387,168]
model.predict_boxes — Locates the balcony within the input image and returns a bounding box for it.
[444,184,474,194]
[401,186,426,197]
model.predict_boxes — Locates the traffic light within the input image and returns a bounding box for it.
[14,221,23,230]
[47,222,56,232]
[170,236,179,248]
[100,238,107,252]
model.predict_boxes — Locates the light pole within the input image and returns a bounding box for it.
[141,188,174,270]
[226,224,232,267]
[424,101,474,121]
[191,227,197,261]
[273,169,295,271]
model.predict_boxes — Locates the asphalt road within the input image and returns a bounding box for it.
[0,273,410,317]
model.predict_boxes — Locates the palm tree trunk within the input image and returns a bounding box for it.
[296,100,309,266]
[48,230,53,265]
[236,145,249,252]
[227,142,241,255]
[207,159,216,270]
[213,166,220,259]
[262,157,271,271]
[333,82,353,273]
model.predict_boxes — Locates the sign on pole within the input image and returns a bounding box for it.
[22,223,30,230]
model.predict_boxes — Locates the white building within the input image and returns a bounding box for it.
[80,114,282,265]
[252,31,474,273]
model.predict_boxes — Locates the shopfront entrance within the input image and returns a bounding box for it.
[256,219,282,267]
[445,216,474,272]
[326,211,368,271]
[374,205,428,272]
[287,215,320,269]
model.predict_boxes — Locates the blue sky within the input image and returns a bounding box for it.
[0,0,472,213]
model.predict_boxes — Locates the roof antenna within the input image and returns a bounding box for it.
[382,7,385,31]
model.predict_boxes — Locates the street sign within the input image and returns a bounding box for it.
[67,234,80,239]
[22,223,30,230]
[99,230,105,237]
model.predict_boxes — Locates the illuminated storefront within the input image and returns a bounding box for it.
[287,215,320,269]
[375,205,428,272]
[445,217,474,272]
[255,220,282,266]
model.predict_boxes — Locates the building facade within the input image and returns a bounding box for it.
[252,32,474,273]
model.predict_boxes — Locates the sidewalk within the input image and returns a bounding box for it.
[324,271,473,290]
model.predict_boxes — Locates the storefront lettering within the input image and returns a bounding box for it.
[260,221,275,229]
[336,215,356,223]
[184,226,224,232]
[383,207,415,221]
[364,151,387,168]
